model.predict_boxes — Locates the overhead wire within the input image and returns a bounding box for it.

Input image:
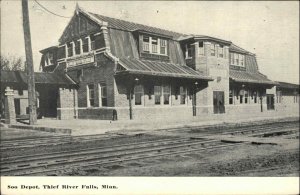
[34,0,71,18]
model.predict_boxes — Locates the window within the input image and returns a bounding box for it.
[160,39,167,55]
[143,35,150,52]
[82,38,89,53]
[180,86,187,104]
[90,34,95,50]
[48,53,54,64]
[134,85,144,105]
[244,90,248,104]
[254,91,258,103]
[142,35,168,55]
[154,85,161,105]
[100,83,107,107]
[219,45,224,58]
[185,44,192,58]
[67,42,73,57]
[163,85,171,105]
[210,44,215,56]
[234,53,239,65]
[229,89,233,104]
[230,53,234,65]
[18,89,23,96]
[75,40,81,55]
[199,42,204,56]
[276,91,282,103]
[240,54,244,66]
[151,37,158,53]
[87,84,95,107]
[239,89,244,104]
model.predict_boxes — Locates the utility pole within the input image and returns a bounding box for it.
[22,0,37,124]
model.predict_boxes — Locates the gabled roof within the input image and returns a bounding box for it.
[177,35,232,45]
[229,70,276,85]
[89,13,185,39]
[115,58,212,80]
[229,43,253,55]
[0,71,76,86]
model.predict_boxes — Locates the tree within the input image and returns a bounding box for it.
[0,55,25,71]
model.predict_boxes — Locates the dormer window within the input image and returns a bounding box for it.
[90,34,95,50]
[67,42,73,57]
[48,53,54,64]
[160,39,167,55]
[82,37,89,53]
[235,53,239,64]
[44,52,54,66]
[143,36,150,52]
[75,40,81,55]
[230,52,245,67]
[185,44,192,59]
[240,54,244,66]
[151,37,158,53]
[141,35,168,55]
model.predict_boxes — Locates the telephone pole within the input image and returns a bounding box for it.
[22,0,37,124]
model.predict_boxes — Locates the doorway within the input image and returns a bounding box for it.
[266,94,275,110]
[14,99,21,116]
[213,91,225,114]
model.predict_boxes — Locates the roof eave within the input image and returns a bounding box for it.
[115,70,213,81]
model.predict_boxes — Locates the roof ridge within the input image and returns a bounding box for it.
[88,12,186,37]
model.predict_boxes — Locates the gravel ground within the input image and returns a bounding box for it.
[1,122,299,176]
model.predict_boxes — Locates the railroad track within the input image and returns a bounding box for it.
[0,133,125,150]
[1,121,298,150]
[1,137,241,176]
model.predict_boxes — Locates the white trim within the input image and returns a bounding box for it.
[78,39,83,54]
[86,36,91,52]
[86,84,90,107]
[98,83,102,107]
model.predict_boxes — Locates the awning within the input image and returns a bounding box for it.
[1,70,76,86]
[115,58,213,81]
[229,70,277,85]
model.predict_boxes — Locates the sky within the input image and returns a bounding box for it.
[1,1,299,84]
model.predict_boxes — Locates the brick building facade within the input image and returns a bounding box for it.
[1,6,299,123]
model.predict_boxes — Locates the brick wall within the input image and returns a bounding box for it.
[57,87,77,119]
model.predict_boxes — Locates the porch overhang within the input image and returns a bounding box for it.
[115,58,213,81]
[115,70,213,81]
[229,70,277,86]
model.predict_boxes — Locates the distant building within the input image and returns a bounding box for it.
[1,6,299,122]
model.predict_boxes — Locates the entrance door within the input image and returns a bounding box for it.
[213,91,225,114]
[267,94,275,110]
